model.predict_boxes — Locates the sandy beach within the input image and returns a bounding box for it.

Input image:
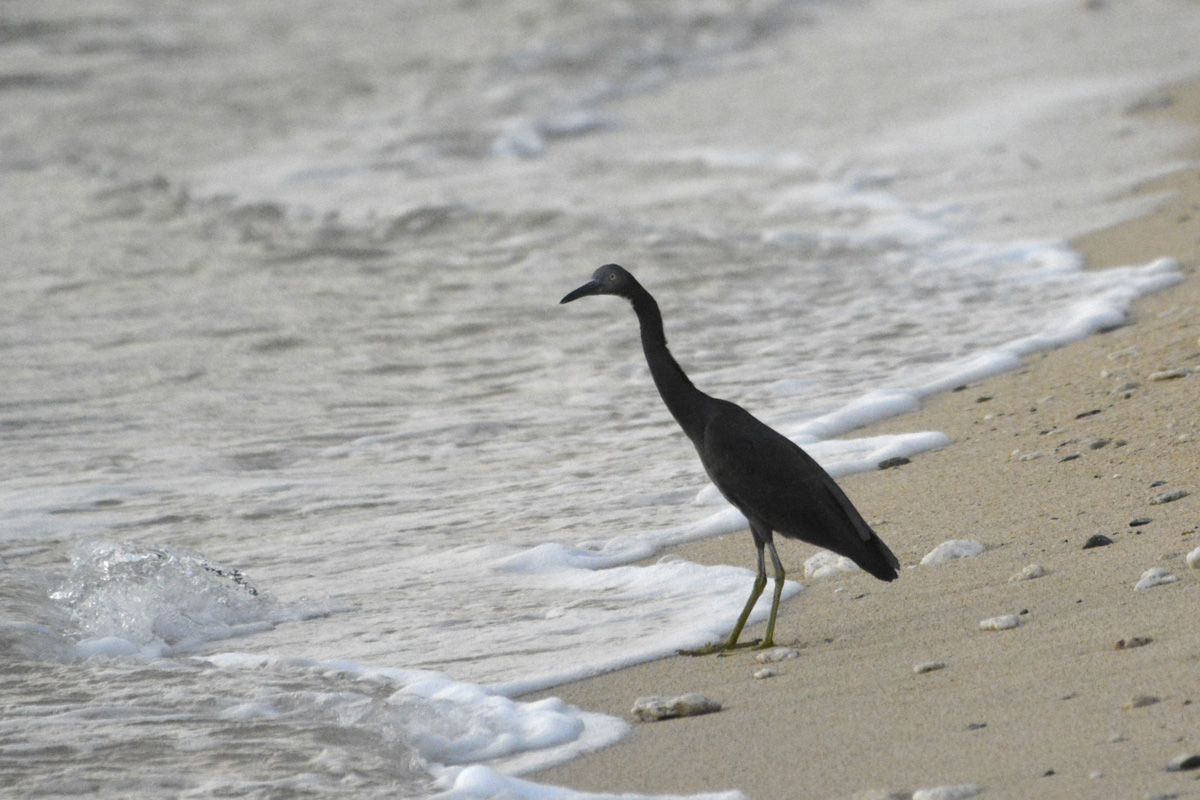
[526,83,1200,800]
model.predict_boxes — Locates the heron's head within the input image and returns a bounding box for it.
[560,263,639,304]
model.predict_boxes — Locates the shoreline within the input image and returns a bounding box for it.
[523,86,1200,799]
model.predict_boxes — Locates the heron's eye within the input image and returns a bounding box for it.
[607,273,616,281]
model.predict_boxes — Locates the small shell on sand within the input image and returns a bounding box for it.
[1134,567,1178,591]
[755,647,799,663]
[921,540,985,566]
[1187,546,1200,569]
[1149,368,1188,381]
[911,785,982,800]
[631,693,721,722]
[913,661,947,674]
[1149,488,1188,505]
[1123,694,1160,710]
[1009,564,1046,582]
[753,668,778,680]
[979,614,1019,631]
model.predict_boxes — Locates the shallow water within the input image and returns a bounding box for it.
[2,1,1199,797]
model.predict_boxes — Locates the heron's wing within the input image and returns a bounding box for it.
[700,403,887,559]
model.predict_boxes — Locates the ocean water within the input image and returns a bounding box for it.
[2,1,1199,797]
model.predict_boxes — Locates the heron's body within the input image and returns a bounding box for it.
[561,264,899,652]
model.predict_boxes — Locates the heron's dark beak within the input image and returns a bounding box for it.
[560,279,603,304]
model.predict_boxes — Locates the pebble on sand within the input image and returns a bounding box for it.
[913,661,947,674]
[1149,488,1188,505]
[1165,753,1200,772]
[1148,368,1189,381]
[1186,546,1200,569]
[911,785,982,800]
[979,614,1019,631]
[1122,694,1160,710]
[921,540,985,565]
[877,456,910,470]
[1114,636,1152,650]
[755,647,799,664]
[804,551,860,580]
[1083,534,1113,549]
[631,693,721,722]
[849,790,910,800]
[753,668,778,680]
[1009,564,1047,582]
[1134,567,1178,591]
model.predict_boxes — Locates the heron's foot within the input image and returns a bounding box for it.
[716,639,761,657]
[679,638,761,657]
[750,637,777,651]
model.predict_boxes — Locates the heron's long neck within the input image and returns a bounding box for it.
[629,288,709,441]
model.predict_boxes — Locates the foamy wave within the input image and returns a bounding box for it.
[51,540,334,659]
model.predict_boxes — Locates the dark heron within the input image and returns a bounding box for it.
[561,264,899,653]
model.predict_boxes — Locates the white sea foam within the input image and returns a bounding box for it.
[201,651,634,794]
[50,541,336,660]
[436,765,745,800]
[486,556,804,697]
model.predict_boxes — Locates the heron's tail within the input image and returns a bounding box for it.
[856,533,900,582]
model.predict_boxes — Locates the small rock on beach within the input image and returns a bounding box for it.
[1083,534,1113,549]
[921,540,985,565]
[1134,567,1178,591]
[1009,564,1046,581]
[631,693,721,722]
[1114,636,1152,650]
[804,551,859,580]
[980,614,1020,631]
[877,456,910,470]
[1187,546,1200,569]
[1165,753,1200,772]
[913,661,947,674]
[1123,694,1160,710]
[849,790,910,800]
[1149,488,1188,505]
[911,785,982,800]
[755,647,799,663]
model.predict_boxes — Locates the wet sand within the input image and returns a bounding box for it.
[526,83,1200,800]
